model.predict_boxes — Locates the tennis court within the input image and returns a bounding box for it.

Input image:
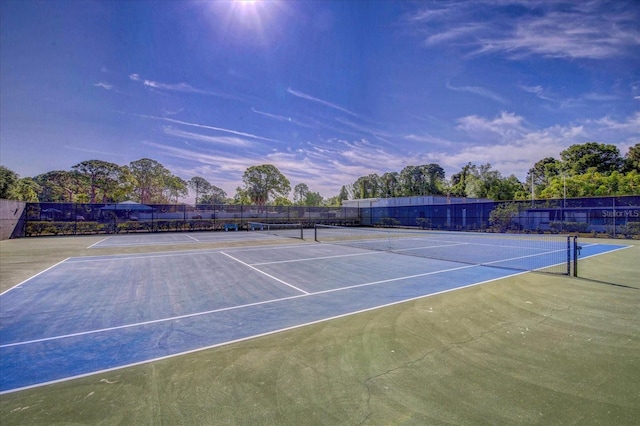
[0,230,629,394]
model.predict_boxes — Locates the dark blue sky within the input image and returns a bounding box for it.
[1,0,639,199]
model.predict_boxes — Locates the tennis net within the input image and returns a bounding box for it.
[248,222,304,239]
[314,225,578,275]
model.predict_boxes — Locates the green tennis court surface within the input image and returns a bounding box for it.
[1,234,638,424]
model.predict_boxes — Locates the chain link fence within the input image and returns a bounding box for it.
[13,196,640,239]
[361,195,640,238]
[19,203,360,237]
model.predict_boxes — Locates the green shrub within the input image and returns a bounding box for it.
[76,222,101,234]
[621,222,640,237]
[416,218,431,229]
[377,217,400,227]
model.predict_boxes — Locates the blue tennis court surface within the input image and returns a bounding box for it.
[0,239,628,393]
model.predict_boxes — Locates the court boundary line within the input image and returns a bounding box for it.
[0,269,525,395]
[0,258,71,296]
[87,237,109,249]
[64,242,314,263]
[578,243,631,260]
[251,250,384,266]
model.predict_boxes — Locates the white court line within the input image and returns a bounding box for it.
[220,252,309,295]
[65,250,216,263]
[88,233,264,248]
[481,247,568,266]
[578,243,631,260]
[394,242,468,252]
[397,236,560,252]
[395,244,568,263]
[87,237,109,248]
[252,250,385,266]
[65,242,313,263]
[0,258,71,296]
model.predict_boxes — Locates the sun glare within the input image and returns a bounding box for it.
[198,0,284,46]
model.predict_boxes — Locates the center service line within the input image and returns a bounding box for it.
[220,251,309,295]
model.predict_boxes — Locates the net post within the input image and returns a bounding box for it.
[573,236,579,277]
[314,224,318,242]
[566,236,571,276]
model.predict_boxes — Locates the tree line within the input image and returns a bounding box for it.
[1,142,638,206]
[343,142,639,201]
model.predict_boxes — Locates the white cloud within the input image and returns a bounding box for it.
[589,113,640,132]
[447,111,639,179]
[456,111,526,139]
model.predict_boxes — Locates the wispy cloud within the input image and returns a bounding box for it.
[93,81,125,95]
[251,107,316,129]
[162,126,254,147]
[446,80,508,104]
[94,81,113,91]
[407,1,640,60]
[63,144,126,161]
[162,108,184,116]
[129,73,243,100]
[138,114,281,143]
[334,117,394,145]
[287,87,360,117]
[251,107,291,123]
[403,133,454,147]
[519,84,561,103]
[520,84,622,109]
[582,93,620,102]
